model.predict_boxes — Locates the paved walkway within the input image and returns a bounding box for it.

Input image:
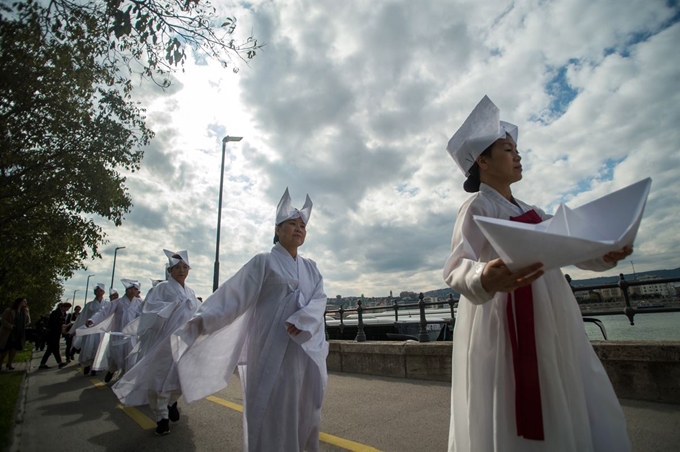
[6,349,680,451]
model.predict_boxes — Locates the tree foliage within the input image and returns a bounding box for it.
[0,0,261,313]
[47,0,262,86]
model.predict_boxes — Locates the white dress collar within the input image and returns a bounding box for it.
[479,183,526,215]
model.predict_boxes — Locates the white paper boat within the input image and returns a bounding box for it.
[473,178,652,271]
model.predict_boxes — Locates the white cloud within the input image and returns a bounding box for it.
[63,0,680,305]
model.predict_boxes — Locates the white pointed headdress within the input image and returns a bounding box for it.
[163,249,190,269]
[93,283,105,292]
[275,188,313,225]
[109,288,118,296]
[446,95,519,176]
[121,278,141,290]
[150,278,163,288]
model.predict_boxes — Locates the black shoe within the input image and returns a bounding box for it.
[168,402,180,422]
[6,365,15,370]
[155,418,170,436]
[90,370,97,376]
[83,366,91,375]
[58,362,67,369]
[38,364,50,369]
[104,371,114,383]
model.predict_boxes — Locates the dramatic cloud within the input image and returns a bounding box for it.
[64,0,680,305]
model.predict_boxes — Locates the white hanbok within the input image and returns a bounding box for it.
[443,183,631,452]
[171,243,329,452]
[88,295,142,373]
[112,277,199,406]
[71,298,107,367]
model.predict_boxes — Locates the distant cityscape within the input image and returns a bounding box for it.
[326,267,680,309]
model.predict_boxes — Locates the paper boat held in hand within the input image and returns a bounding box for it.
[473,178,652,271]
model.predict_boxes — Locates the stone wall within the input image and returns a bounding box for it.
[592,341,680,404]
[327,340,680,404]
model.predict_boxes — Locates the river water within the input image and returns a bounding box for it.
[584,310,680,341]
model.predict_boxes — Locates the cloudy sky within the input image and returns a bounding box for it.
[64,0,680,306]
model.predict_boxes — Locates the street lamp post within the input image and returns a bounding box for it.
[213,136,243,292]
[72,290,79,312]
[84,274,95,306]
[111,246,126,290]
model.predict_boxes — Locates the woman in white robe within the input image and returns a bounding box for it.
[71,283,108,376]
[171,189,328,452]
[86,279,143,381]
[443,96,632,452]
[112,250,200,436]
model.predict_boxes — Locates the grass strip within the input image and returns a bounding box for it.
[0,344,33,449]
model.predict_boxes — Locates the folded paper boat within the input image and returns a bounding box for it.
[473,178,652,271]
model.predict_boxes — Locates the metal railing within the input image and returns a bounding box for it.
[324,273,680,342]
[325,293,458,342]
[566,273,680,325]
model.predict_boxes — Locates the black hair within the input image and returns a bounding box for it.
[11,297,26,310]
[273,222,282,244]
[463,143,494,193]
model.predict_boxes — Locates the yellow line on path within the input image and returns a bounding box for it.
[206,396,383,452]
[318,432,383,452]
[116,403,157,430]
[206,395,243,412]
[85,373,156,430]
[90,379,108,389]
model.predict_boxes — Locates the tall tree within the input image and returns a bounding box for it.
[0,0,260,313]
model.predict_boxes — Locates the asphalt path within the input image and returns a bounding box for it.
[7,347,680,452]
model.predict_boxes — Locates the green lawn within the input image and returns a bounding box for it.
[0,344,32,449]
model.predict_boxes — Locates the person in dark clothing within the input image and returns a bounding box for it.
[34,315,48,351]
[39,303,71,369]
[0,297,31,370]
[64,305,81,362]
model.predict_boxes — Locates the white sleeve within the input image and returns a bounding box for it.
[173,253,267,352]
[89,300,113,325]
[443,199,496,305]
[285,270,327,344]
[194,254,267,334]
[171,254,269,403]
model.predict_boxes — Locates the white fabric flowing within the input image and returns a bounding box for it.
[87,295,142,372]
[71,299,108,367]
[171,243,328,452]
[443,183,631,452]
[112,277,199,406]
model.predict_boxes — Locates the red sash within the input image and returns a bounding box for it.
[507,209,544,441]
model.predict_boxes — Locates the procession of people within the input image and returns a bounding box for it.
[5,116,639,451]
[10,189,330,450]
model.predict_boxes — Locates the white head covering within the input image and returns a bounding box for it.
[93,283,105,292]
[108,287,118,296]
[121,278,141,290]
[150,278,163,288]
[275,188,313,225]
[446,95,519,176]
[163,249,190,269]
